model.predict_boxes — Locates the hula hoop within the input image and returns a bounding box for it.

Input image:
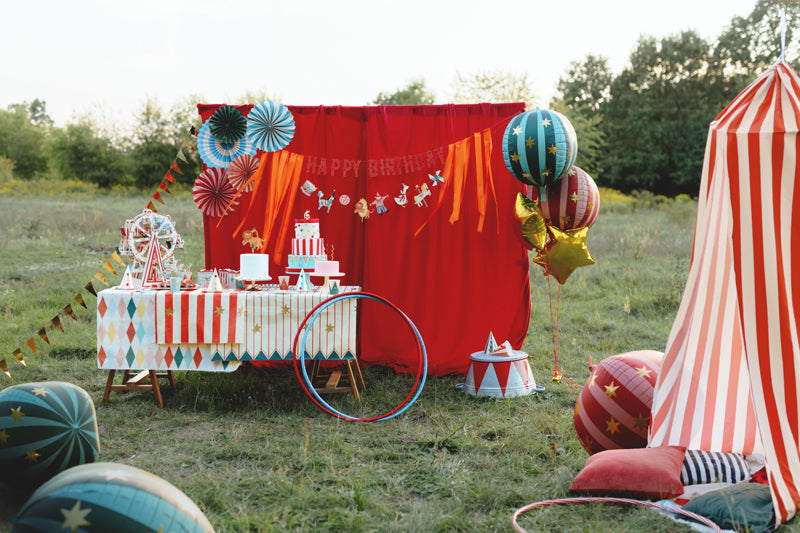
[511,497,721,533]
[292,291,427,421]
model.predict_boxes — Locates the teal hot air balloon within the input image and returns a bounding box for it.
[502,108,578,200]
[0,381,100,487]
[12,462,215,533]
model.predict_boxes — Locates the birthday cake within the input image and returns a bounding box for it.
[240,253,270,280]
[288,214,326,270]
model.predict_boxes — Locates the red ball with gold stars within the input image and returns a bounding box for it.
[12,462,215,532]
[502,108,578,194]
[0,381,99,487]
[526,166,600,230]
[573,351,663,455]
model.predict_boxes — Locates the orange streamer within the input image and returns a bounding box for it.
[221,151,269,229]
[449,137,472,224]
[414,143,456,236]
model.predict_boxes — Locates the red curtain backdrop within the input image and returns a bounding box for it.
[197,103,531,375]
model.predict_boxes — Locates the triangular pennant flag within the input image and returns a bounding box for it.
[84,281,97,297]
[152,191,165,205]
[94,270,109,286]
[146,201,158,212]
[164,171,175,184]
[206,269,224,291]
[52,315,64,332]
[484,332,498,354]
[119,265,137,289]
[176,147,189,162]
[102,260,118,276]
[37,328,50,345]
[63,304,77,321]
[111,250,126,267]
[24,338,38,355]
[190,125,197,136]
[74,292,87,309]
[12,348,25,366]
[170,160,183,175]
[0,359,9,377]
[158,181,171,194]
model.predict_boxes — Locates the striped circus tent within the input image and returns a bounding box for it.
[649,60,800,525]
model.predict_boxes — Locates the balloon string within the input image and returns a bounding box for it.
[547,276,580,390]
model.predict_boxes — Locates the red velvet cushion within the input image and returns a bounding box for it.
[570,446,686,499]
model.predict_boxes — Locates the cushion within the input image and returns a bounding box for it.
[682,483,774,532]
[681,449,751,485]
[569,446,686,499]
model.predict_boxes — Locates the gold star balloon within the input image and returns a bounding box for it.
[514,193,548,251]
[532,226,595,284]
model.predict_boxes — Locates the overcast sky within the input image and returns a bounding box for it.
[1,0,760,127]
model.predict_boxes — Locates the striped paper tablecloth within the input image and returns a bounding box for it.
[96,287,359,372]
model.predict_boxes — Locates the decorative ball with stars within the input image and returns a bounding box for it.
[573,350,663,455]
[526,166,600,231]
[0,381,99,487]
[501,108,578,194]
[12,462,215,532]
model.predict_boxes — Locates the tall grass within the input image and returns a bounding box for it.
[0,186,787,532]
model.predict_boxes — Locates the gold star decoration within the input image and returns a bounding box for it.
[61,500,92,533]
[0,429,8,445]
[588,373,597,387]
[574,401,581,416]
[510,153,521,162]
[569,192,579,203]
[9,407,24,423]
[541,117,552,127]
[525,137,535,148]
[215,306,225,316]
[604,381,619,398]
[540,168,551,177]
[253,323,261,333]
[568,167,576,176]
[31,387,48,397]
[237,307,247,316]
[587,201,594,211]
[281,305,291,315]
[522,172,532,179]
[165,307,173,317]
[25,448,41,463]
[635,365,653,379]
[633,412,650,431]
[605,417,620,435]
[531,226,595,285]
[560,214,572,226]
[512,126,523,136]
[325,324,334,333]
[547,144,558,155]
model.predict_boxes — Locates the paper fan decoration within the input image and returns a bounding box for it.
[209,105,247,143]
[228,153,260,193]
[197,120,254,168]
[246,101,295,152]
[193,167,239,217]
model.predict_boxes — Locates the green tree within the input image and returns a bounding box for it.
[600,31,727,195]
[556,55,613,112]
[128,97,181,189]
[49,120,126,188]
[0,105,48,179]
[372,79,436,105]
[449,70,537,108]
[549,99,606,179]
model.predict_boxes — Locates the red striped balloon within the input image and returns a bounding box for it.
[573,351,663,455]
[526,166,600,230]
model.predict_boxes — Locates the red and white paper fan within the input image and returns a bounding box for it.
[193,167,239,218]
[227,154,260,193]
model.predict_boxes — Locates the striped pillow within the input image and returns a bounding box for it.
[680,450,751,485]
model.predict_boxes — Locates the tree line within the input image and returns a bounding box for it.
[0,0,795,196]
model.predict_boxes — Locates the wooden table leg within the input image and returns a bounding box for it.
[102,369,116,405]
[102,369,173,408]
[344,361,361,402]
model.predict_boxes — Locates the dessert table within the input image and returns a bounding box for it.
[97,285,362,406]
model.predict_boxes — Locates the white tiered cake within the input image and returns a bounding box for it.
[288,213,326,270]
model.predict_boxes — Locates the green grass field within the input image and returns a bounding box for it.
[0,185,792,532]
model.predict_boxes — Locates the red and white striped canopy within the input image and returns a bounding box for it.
[649,61,800,525]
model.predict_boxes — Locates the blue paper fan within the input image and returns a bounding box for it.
[246,101,295,152]
[197,120,255,168]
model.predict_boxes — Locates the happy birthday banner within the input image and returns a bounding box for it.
[1,126,199,377]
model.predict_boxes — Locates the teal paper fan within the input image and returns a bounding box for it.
[209,105,247,143]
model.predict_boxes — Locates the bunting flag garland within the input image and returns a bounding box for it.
[74,292,87,309]
[13,348,27,365]
[153,191,165,205]
[84,281,97,297]
[0,360,9,377]
[159,181,171,194]
[24,338,38,355]
[94,270,109,286]
[102,260,117,275]
[51,315,64,332]
[63,304,77,321]
[110,251,126,267]
[170,160,183,175]
[164,171,175,184]
[37,328,50,345]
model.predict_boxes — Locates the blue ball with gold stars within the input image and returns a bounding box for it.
[502,108,578,197]
[0,381,99,487]
[12,462,215,533]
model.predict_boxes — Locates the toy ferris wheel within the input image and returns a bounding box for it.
[119,209,184,271]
